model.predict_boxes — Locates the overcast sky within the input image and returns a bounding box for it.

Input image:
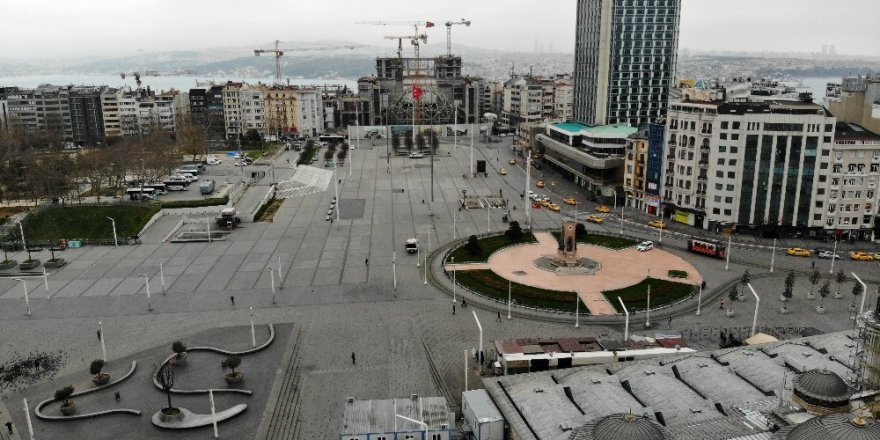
[1,0,878,59]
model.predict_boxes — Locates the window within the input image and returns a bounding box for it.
[719,145,727,153]
[727,184,735,191]
[721,121,729,129]
[724,209,732,216]
[727,172,736,178]
[729,160,737,166]
[718,158,725,165]
[720,133,727,140]
[725,197,733,203]
[730,146,738,154]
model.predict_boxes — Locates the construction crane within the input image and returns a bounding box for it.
[383,34,428,60]
[254,40,358,85]
[444,19,471,57]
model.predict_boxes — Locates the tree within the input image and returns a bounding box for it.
[727,285,738,314]
[853,282,864,309]
[391,132,401,151]
[323,150,335,163]
[739,270,750,299]
[430,131,439,152]
[808,269,821,299]
[244,129,262,146]
[782,271,795,306]
[835,269,846,299]
[156,364,176,411]
[404,134,414,152]
[505,221,523,241]
[337,148,348,162]
[818,280,830,308]
[465,235,481,257]
[176,115,208,161]
[221,356,242,376]
[575,222,587,240]
[415,133,426,151]
[54,385,75,408]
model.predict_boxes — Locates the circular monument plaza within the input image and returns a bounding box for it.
[444,226,703,316]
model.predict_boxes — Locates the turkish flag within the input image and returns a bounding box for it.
[412,85,423,100]
[426,22,435,28]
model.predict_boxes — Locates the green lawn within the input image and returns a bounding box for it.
[446,233,536,263]
[551,231,637,250]
[453,269,584,313]
[296,148,319,165]
[20,204,160,242]
[604,278,695,312]
[161,197,229,209]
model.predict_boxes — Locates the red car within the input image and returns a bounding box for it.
[532,202,542,209]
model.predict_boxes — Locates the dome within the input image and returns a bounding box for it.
[592,413,665,440]
[785,414,880,440]
[793,369,852,405]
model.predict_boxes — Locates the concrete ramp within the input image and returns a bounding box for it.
[275,166,333,199]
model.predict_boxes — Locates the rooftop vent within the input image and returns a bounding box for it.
[591,378,603,384]
[534,388,544,393]
[644,370,656,375]
[346,397,354,403]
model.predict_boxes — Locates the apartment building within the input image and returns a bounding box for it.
[501,76,573,129]
[573,0,682,127]
[68,87,105,145]
[826,74,880,135]
[820,123,880,240]
[190,84,226,140]
[33,85,72,141]
[623,127,649,211]
[481,81,504,117]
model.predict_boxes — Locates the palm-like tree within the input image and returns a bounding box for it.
[835,269,846,299]
[808,269,821,299]
[727,285,738,315]
[818,280,830,309]
[782,271,795,308]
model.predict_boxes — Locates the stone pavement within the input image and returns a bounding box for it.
[0,136,878,439]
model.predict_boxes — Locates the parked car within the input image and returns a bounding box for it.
[499,168,507,175]
[409,152,425,158]
[816,250,841,259]
[786,247,811,257]
[850,251,874,261]
[637,241,654,252]
[596,205,611,213]
[647,219,667,229]
[585,214,604,224]
[206,157,222,165]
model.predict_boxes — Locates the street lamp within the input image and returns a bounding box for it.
[13,278,31,316]
[829,239,839,274]
[612,189,617,211]
[472,310,483,372]
[267,267,276,304]
[142,273,152,311]
[395,414,428,440]
[853,272,868,317]
[451,256,456,303]
[106,216,118,247]
[746,283,760,337]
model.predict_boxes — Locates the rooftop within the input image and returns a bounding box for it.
[834,123,880,142]
[584,124,638,138]
[552,121,592,135]
[340,396,451,435]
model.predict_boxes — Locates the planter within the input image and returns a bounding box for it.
[807,293,816,300]
[60,401,76,416]
[169,352,187,366]
[834,292,843,300]
[224,372,244,385]
[0,259,17,271]
[44,258,66,268]
[92,373,111,386]
[817,306,826,314]
[19,259,41,270]
[725,309,735,318]
[779,295,787,302]
[159,407,184,423]
[737,293,745,302]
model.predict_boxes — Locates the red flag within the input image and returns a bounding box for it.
[412,85,423,100]
[425,21,435,28]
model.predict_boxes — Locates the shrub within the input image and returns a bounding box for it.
[54,385,75,405]
[89,359,105,376]
[668,270,688,279]
[465,235,481,257]
[172,341,187,355]
[221,356,242,375]
[505,221,523,241]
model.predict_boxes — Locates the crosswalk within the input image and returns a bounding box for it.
[274,166,333,199]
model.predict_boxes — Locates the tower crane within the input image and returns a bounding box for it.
[254,40,359,85]
[383,34,428,60]
[444,19,471,57]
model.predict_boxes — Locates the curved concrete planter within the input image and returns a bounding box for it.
[224,372,244,385]
[92,373,111,386]
[816,306,826,314]
[36,361,141,421]
[45,258,66,268]
[152,404,247,429]
[60,402,76,416]
[159,408,184,423]
[19,259,41,270]
[0,260,17,271]
[169,352,187,366]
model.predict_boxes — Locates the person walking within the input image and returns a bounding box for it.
[351,352,356,365]
[115,391,121,401]
[462,299,467,308]
[453,304,456,315]
[667,316,672,329]
[497,311,502,322]
[97,329,102,341]
[365,257,369,267]
[720,298,725,309]
[230,295,235,306]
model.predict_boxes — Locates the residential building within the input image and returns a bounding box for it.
[339,396,452,440]
[623,127,649,212]
[481,81,504,117]
[2,87,39,134]
[820,123,880,240]
[572,0,682,127]
[190,84,226,140]
[221,83,242,140]
[291,87,323,137]
[554,78,573,120]
[0,95,8,132]
[644,121,665,215]
[100,88,123,138]
[33,85,72,141]
[238,83,266,135]
[826,74,880,135]
[501,75,572,128]
[536,121,637,196]
[68,86,105,146]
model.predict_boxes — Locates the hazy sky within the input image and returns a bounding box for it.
[1,0,878,59]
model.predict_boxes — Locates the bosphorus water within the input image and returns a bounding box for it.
[0,74,358,92]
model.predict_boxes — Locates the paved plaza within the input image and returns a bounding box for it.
[1,137,879,439]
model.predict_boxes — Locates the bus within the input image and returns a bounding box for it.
[687,238,726,259]
[127,187,156,201]
[145,183,166,194]
[318,134,346,145]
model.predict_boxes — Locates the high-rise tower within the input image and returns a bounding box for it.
[572,0,682,127]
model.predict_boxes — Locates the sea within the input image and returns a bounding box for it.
[0,74,358,93]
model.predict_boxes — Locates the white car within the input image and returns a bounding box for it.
[233,161,246,167]
[817,250,841,260]
[172,173,197,183]
[409,152,425,158]
[206,157,222,165]
[637,241,654,252]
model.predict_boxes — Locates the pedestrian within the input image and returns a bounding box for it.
[462,299,467,308]
[701,280,706,290]
[115,391,121,401]
[230,295,235,306]
[497,311,502,322]
[351,352,356,365]
[97,329,102,341]
[286,158,290,164]
[5,421,12,435]
[365,257,369,266]
[667,316,672,329]
[811,260,815,269]
[720,298,725,309]
[472,348,478,361]
[480,350,485,365]
[453,304,456,315]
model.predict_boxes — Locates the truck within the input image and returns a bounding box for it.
[405,238,419,254]
[216,207,240,230]
[200,179,215,195]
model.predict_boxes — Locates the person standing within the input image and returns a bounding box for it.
[667,316,672,329]
[365,257,369,267]
[230,295,235,306]
[453,304,456,315]
[115,391,121,401]
[720,298,725,309]
[351,352,356,365]
[497,311,502,322]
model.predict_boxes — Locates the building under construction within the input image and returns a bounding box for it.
[357,55,483,129]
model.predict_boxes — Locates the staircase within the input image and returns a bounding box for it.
[256,326,305,440]
[274,166,332,199]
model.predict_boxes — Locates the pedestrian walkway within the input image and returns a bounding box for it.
[274,166,333,199]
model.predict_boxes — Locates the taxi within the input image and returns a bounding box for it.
[850,251,874,261]
[563,197,577,205]
[585,214,604,224]
[596,205,611,213]
[547,203,561,212]
[536,180,545,188]
[647,219,667,229]
[508,159,517,165]
[499,168,507,175]
[539,199,553,208]
[786,247,811,257]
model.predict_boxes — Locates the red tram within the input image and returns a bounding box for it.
[687,238,726,259]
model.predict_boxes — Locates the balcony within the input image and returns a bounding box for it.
[700,145,710,153]
[668,147,676,157]
[697,175,707,182]
[698,161,709,168]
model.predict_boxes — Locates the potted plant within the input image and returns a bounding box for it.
[169,341,188,366]
[817,281,830,314]
[807,269,820,300]
[157,364,183,422]
[55,385,76,416]
[90,359,110,386]
[0,244,16,270]
[726,285,737,317]
[738,270,750,301]
[780,271,794,314]
[221,356,244,384]
[834,269,846,300]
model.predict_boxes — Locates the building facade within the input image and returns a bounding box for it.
[68,87,105,145]
[623,127,649,212]
[501,75,573,128]
[190,84,226,140]
[826,74,880,135]
[644,121,665,214]
[821,123,880,240]
[573,0,682,127]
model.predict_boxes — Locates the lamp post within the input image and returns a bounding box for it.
[206,215,212,243]
[267,267,276,304]
[472,310,483,371]
[14,278,31,316]
[42,267,49,297]
[159,261,165,294]
[507,278,512,320]
[746,283,760,337]
[464,349,468,391]
[451,256,457,303]
[23,398,35,440]
[696,282,703,316]
[249,307,256,347]
[98,321,107,361]
[612,189,617,211]
[106,216,118,247]
[525,151,532,229]
[769,238,776,272]
[392,251,397,291]
[619,205,624,236]
[618,297,629,341]
[395,414,428,440]
[725,234,732,271]
[19,221,28,260]
[853,272,868,317]
[142,273,152,311]
[829,239,839,274]
[574,291,580,328]
[645,270,652,328]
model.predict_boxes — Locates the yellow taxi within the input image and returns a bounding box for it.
[585,214,605,224]
[563,197,577,205]
[786,247,811,257]
[547,203,561,212]
[539,199,553,207]
[508,159,517,165]
[647,219,667,229]
[872,252,880,260]
[536,180,545,188]
[850,251,874,261]
[596,205,611,213]
[499,168,507,176]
